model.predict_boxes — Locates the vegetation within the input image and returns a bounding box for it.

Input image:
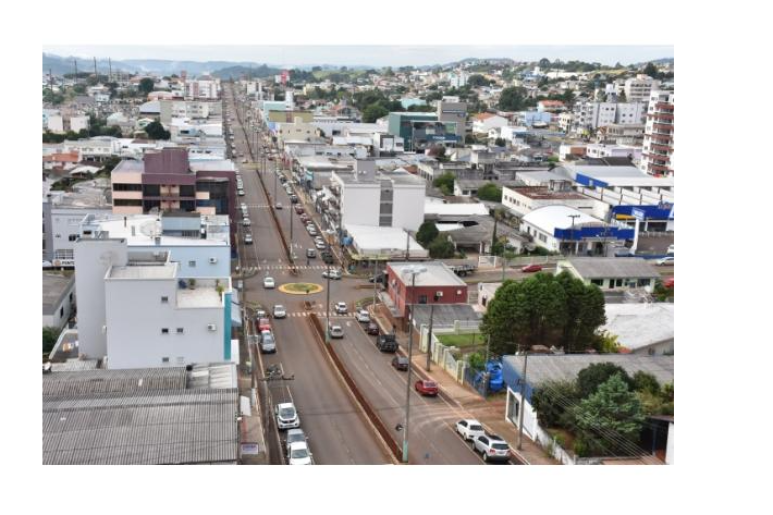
[362,104,389,123]
[43,326,60,354]
[476,183,503,202]
[531,380,581,428]
[43,88,65,105]
[493,137,506,148]
[138,77,155,95]
[144,120,171,140]
[480,271,607,356]
[437,333,484,349]
[577,362,633,398]
[428,235,455,259]
[416,221,439,247]
[498,86,529,111]
[432,172,455,196]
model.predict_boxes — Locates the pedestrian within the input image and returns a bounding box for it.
[392,323,396,335]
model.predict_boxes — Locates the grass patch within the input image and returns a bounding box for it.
[437,333,484,348]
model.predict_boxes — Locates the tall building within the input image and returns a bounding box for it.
[640,90,675,176]
[572,101,647,133]
[623,74,661,102]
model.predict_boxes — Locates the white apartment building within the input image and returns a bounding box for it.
[73,241,233,369]
[70,115,89,133]
[185,77,220,100]
[572,101,647,133]
[585,143,642,163]
[472,113,509,134]
[47,114,64,133]
[624,75,661,103]
[63,137,120,162]
[640,90,675,176]
[330,161,425,232]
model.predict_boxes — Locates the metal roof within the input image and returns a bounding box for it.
[565,258,660,279]
[42,272,75,315]
[43,367,187,397]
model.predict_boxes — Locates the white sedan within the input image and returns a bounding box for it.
[263,277,275,289]
[456,419,486,442]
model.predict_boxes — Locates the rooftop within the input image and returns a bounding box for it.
[602,303,674,351]
[522,205,599,232]
[86,214,231,247]
[176,279,230,308]
[43,272,75,314]
[107,262,177,280]
[388,261,467,287]
[565,257,660,279]
[505,186,588,201]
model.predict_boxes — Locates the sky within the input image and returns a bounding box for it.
[42,45,673,67]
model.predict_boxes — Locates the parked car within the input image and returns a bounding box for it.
[273,304,287,319]
[306,248,317,258]
[257,318,271,332]
[521,264,543,273]
[329,324,344,339]
[263,276,275,289]
[295,205,305,214]
[667,244,674,255]
[356,310,370,323]
[238,189,245,196]
[368,274,386,284]
[242,218,251,226]
[307,226,318,236]
[322,269,342,280]
[473,434,510,463]
[300,214,311,223]
[274,402,300,430]
[335,301,348,314]
[366,321,380,335]
[456,419,485,441]
[287,441,313,465]
[376,333,398,353]
[656,256,674,266]
[391,356,409,371]
[244,233,253,244]
[275,202,283,210]
[315,241,327,250]
[321,251,335,265]
[259,330,276,354]
[254,308,267,319]
[663,276,674,288]
[284,428,307,453]
[414,380,439,396]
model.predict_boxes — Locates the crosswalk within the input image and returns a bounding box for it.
[278,311,362,318]
[241,265,338,273]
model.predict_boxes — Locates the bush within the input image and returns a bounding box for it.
[428,235,455,259]
[530,380,581,428]
[43,326,60,354]
[416,222,439,247]
[632,371,660,394]
[467,352,486,371]
[573,438,589,457]
[576,362,633,398]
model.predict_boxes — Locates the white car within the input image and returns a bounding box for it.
[238,189,245,196]
[456,419,486,442]
[274,402,300,430]
[473,434,511,463]
[263,277,275,289]
[273,304,287,319]
[287,441,313,465]
[315,241,327,250]
[335,301,348,314]
[656,256,674,266]
[356,310,370,323]
[329,324,344,339]
[244,234,253,245]
[285,428,307,453]
[322,269,342,280]
[242,218,251,226]
[667,244,674,255]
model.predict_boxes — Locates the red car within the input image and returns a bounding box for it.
[257,318,271,332]
[300,214,310,223]
[521,264,543,273]
[294,205,304,215]
[414,380,439,396]
[663,277,674,288]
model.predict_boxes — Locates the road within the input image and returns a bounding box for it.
[226,84,389,465]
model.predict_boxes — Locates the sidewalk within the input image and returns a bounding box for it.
[370,308,557,465]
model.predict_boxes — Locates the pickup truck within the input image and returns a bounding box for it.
[320,250,335,265]
[443,259,478,277]
[376,333,399,353]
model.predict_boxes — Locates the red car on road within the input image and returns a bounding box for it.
[294,205,304,214]
[521,264,543,273]
[258,318,271,332]
[414,380,439,396]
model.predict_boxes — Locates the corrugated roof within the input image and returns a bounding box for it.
[43,367,187,397]
[566,258,660,279]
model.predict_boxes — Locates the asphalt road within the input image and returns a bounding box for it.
[227,85,389,465]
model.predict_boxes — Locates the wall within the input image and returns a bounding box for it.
[43,282,75,330]
[391,183,426,232]
[340,182,381,227]
[666,422,674,465]
[131,244,231,278]
[104,277,226,369]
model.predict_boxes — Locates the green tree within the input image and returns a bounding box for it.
[538,58,552,68]
[592,330,621,354]
[72,83,87,95]
[576,362,633,398]
[498,86,529,111]
[138,77,155,95]
[416,221,439,247]
[555,271,607,352]
[362,104,389,123]
[531,380,581,428]
[467,74,491,87]
[632,371,660,395]
[43,326,60,354]
[43,88,65,105]
[574,373,645,456]
[144,120,170,140]
[428,235,455,259]
[642,62,659,78]
[432,172,455,196]
[476,183,502,202]
[494,137,506,148]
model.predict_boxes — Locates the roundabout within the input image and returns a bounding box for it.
[278,282,324,295]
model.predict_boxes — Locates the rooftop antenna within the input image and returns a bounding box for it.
[108,58,112,83]
[94,56,98,78]
[73,59,78,83]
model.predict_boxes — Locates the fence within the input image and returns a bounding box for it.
[420,326,469,383]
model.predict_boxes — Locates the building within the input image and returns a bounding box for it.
[110,148,237,243]
[73,241,233,369]
[43,271,76,330]
[572,101,648,133]
[585,143,641,163]
[640,90,675,176]
[330,160,426,232]
[602,303,674,355]
[502,186,595,218]
[385,261,468,320]
[623,74,661,102]
[472,113,509,134]
[387,112,460,151]
[42,365,239,464]
[556,257,661,291]
[521,205,634,255]
[599,123,646,146]
[537,100,565,112]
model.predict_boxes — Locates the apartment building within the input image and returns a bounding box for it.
[640,90,675,177]
[437,99,468,141]
[624,74,661,102]
[572,101,647,133]
[387,112,461,151]
[73,241,232,369]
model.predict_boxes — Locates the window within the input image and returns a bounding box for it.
[162,357,170,364]
[176,327,184,334]
[68,234,78,242]
[418,295,428,304]
[591,279,604,286]
[60,306,64,318]
[188,260,196,268]
[161,328,169,335]
[161,296,169,304]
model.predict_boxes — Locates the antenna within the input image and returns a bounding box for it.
[73,59,78,83]
[108,58,112,83]
[94,56,97,78]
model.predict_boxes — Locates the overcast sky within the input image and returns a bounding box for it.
[43,45,673,67]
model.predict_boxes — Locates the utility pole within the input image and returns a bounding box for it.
[93,56,97,78]
[426,301,435,371]
[325,265,332,344]
[372,257,379,307]
[108,58,112,83]
[568,214,581,255]
[401,265,426,463]
[501,248,507,282]
[405,230,410,261]
[73,59,78,83]
[517,347,529,451]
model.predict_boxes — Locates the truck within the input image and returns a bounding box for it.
[320,250,335,265]
[443,259,478,277]
[376,333,399,353]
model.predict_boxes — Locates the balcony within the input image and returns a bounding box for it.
[648,111,674,121]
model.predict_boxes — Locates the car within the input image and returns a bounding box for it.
[366,321,380,335]
[240,202,247,210]
[241,158,248,164]
[273,304,287,319]
[275,202,283,210]
[521,264,543,273]
[244,233,253,244]
[473,434,511,463]
[322,269,342,280]
[254,308,268,319]
[287,441,313,465]
[663,276,674,288]
[368,274,386,284]
[314,236,325,245]
[290,195,299,204]
[238,189,245,196]
[294,205,304,214]
[307,226,317,236]
[329,324,344,339]
[263,276,275,289]
[315,241,327,250]
[259,330,276,354]
[257,318,272,332]
[656,256,674,266]
[356,309,370,323]
[391,356,409,371]
[242,218,251,226]
[320,251,335,265]
[335,301,348,314]
[274,402,300,430]
[306,248,317,258]
[284,428,307,453]
[279,176,287,184]
[456,419,486,441]
[667,244,674,255]
[414,380,439,396]
[300,214,310,223]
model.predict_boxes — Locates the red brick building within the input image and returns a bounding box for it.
[386,261,468,321]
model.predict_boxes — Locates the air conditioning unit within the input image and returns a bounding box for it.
[209,257,218,264]
[207,323,217,332]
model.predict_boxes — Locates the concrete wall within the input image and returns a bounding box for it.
[130,244,231,278]
[341,182,381,228]
[391,184,425,232]
[43,282,75,330]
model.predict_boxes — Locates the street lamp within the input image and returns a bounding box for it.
[325,264,332,344]
[400,264,427,464]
